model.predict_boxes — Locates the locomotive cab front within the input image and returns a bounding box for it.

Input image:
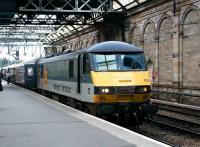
[88,51,156,116]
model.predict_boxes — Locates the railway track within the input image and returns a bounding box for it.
[132,99,200,146]
[144,99,200,138]
[148,114,200,137]
[133,124,179,147]
[151,99,200,117]
[131,114,200,147]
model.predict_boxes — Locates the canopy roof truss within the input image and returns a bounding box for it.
[18,0,112,13]
[0,0,149,47]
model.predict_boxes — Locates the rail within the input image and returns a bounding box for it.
[148,114,200,137]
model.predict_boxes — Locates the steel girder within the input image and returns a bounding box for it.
[0,0,114,46]
[0,43,47,47]
[0,38,41,42]
[0,25,53,45]
[11,13,100,25]
[18,0,113,13]
[12,0,113,25]
[0,0,150,46]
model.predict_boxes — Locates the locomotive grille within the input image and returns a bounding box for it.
[115,86,135,94]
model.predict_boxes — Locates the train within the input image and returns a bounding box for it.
[0,41,158,126]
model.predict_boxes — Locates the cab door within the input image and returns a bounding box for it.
[77,55,81,93]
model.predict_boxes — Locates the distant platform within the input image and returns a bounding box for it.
[0,81,170,147]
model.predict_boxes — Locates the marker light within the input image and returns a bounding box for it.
[144,87,147,92]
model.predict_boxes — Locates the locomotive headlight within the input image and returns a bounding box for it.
[101,88,110,93]
[135,86,150,94]
[104,88,110,93]
[94,87,115,94]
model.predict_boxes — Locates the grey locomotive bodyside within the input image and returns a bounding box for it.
[37,52,94,103]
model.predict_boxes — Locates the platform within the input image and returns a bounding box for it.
[0,81,170,147]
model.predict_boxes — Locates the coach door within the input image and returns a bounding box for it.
[77,55,81,93]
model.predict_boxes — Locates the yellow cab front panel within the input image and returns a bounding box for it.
[91,71,151,103]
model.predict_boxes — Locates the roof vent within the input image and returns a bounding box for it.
[63,49,73,54]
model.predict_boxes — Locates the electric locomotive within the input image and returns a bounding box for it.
[37,41,157,125]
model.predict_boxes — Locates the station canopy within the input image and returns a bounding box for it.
[0,0,148,47]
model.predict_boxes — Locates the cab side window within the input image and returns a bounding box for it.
[69,60,74,78]
[83,54,90,74]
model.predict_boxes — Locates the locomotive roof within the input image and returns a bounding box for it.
[39,41,144,63]
[86,41,143,53]
[39,52,77,63]
[23,58,40,65]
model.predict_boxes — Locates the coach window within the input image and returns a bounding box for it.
[27,67,33,76]
[37,65,40,78]
[40,64,44,78]
[69,60,74,78]
[83,54,90,74]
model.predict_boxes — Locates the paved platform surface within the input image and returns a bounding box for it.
[0,81,170,147]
